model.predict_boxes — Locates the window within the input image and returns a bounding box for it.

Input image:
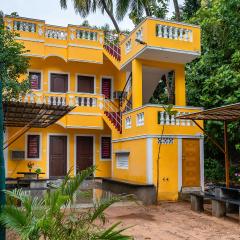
[27,135,40,159]
[101,137,111,160]
[116,153,129,169]
[101,78,112,99]
[125,116,131,129]
[136,112,144,126]
[77,75,94,93]
[29,72,41,90]
[50,73,68,93]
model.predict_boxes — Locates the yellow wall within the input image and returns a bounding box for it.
[6,123,112,179]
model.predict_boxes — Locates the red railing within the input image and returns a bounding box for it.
[104,35,121,61]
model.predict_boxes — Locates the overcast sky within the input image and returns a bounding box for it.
[1,0,185,30]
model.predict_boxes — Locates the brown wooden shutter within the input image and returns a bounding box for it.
[29,72,41,90]
[101,137,111,159]
[50,73,68,93]
[27,135,40,158]
[77,76,94,93]
[101,78,112,99]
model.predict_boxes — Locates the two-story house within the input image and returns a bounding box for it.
[4,15,203,201]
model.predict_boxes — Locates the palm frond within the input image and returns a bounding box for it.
[116,0,131,21]
[60,0,68,9]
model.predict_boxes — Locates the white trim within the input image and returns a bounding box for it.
[23,53,44,58]
[100,135,112,161]
[178,138,182,192]
[45,43,67,49]
[64,125,104,130]
[200,138,204,190]
[48,71,70,93]
[16,37,45,43]
[100,75,114,100]
[74,134,95,176]
[46,133,70,178]
[44,55,67,62]
[68,112,102,116]
[146,138,153,184]
[112,134,204,143]
[75,73,96,94]
[67,58,102,64]
[27,69,43,91]
[68,43,102,50]
[25,132,42,161]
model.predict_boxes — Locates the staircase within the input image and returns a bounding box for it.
[103,35,121,61]
[103,99,122,133]
[120,73,132,113]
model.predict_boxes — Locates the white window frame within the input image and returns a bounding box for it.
[100,135,112,161]
[27,69,43,91]
[116,152,129,169]
[75,73,96,94]
[100,75,114,100]
[125,116,132,129]
[25,132,42,161]
[48,71,70,93]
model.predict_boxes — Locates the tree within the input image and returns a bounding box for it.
[181,0,201,20]
[0,168,132,240]
[184,0,240,176]
[116,0,168,25]
[172,0,181,21]
[60,0,121,33]
[0,12,30,239]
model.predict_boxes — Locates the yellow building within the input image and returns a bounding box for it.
[4,15,203,202]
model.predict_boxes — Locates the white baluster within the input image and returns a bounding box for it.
[19,22,23,31]
[92,98,97,107]
[189,30,193,42]
[69,96,74,106]
[165,113,170,125]
[30,93,34,103]
[186,112,191,126]
[81,97,84,106]
[179,29,183,40]
[181,112,186,126]
[38,24,43,36]
[169,26,173,39]
[62,97,66,105]
[82,31,86,39]
[36,94,42,104]
[157,25,162,37]
[163,26,168,38]
[174,27,178,39]
[31,23,35,33]
[14,21,18,30]
[75,96,79,106]
[48,96,51,105]
[52,96,56,105]
[171,114,175,125]
[43,96,46,104]
[86,97,90,106]
[176,112,180,126]
[160,112,164,125]
[184,30,189,41]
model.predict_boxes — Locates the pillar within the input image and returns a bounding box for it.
[175,65,186,106]
[132,59,142,109]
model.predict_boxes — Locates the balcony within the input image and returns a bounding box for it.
[4,16,104,64]
[16,92,104,129]
[119,17,201,69]
[120,104,203,138]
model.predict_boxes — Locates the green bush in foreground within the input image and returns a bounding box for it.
[0,167,133,240]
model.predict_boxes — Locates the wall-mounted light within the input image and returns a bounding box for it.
[135,39,147,45]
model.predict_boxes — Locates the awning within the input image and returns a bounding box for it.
[176,102,240,121]
[3,101,74,128]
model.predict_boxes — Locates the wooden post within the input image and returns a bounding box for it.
[224,121,230,188]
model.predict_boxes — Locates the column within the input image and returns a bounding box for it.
[175,65,186,106]
[132,59,142,109]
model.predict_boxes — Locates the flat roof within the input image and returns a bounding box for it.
[3,101,74,128]
[176,103,240,121]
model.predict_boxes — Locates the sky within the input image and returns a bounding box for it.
[0,0,185,31]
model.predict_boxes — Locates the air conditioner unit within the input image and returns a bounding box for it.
[11,151,25,160]
[113,91,123,99]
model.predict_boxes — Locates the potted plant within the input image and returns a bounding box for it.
[35,168,42,179]
[27,161,34,172]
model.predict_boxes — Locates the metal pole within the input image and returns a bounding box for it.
[224,121,230,188]
[0,78,6,239]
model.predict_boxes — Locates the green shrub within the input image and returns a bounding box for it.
[204,158,225,182]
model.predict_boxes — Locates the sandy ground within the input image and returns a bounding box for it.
[105,202,240,240]
[7,201,240,239]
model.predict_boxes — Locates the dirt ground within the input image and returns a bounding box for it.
[105,202,240,240]
[7,201,240,239]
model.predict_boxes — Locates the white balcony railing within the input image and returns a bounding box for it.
[156,24,193,42]
[13,20,36,32]
[45,28,68,40]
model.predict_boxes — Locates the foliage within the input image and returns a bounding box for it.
[0,12,30,101]
[204,158,225,182]
[0,167,132,240]
[116,0,168,25]
[184,0,240,169]
[181,0,201,20]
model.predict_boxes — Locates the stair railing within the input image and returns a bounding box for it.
[104,34,121,61]
[120,72,132,112]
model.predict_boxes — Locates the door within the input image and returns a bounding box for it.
[50,73,68,93]
[182,139,200,187]
[49,136,67,177]
[101,78,112,99]
[76,136,93,173]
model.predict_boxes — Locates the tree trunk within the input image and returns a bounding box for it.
[100,0,121,33]
[173,0,181,21]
